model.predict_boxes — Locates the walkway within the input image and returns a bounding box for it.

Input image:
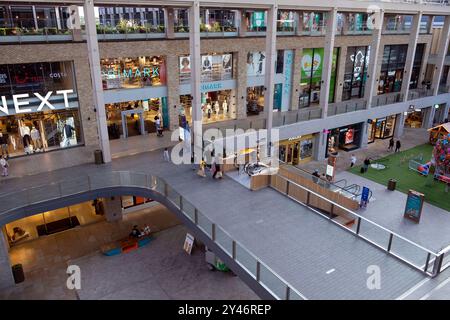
[0,148,429,299]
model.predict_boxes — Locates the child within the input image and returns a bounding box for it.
[0,155,8,177]
[163,148,170,162]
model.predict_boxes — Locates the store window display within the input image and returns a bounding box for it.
[101,56,166,90]
[404,111,424,128]
[179,90,236,124]
[367,115,397,143]
[326,123,363,157]
[299,48,339,108]
[342,46,370,101]
[0,61,82,158]
[278,135,314,165]
[378,45,408,95]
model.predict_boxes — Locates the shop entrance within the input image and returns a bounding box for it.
[404,110,423,128]
[278,135,314,165]
[121,109,145,138]
[368,115,397,143]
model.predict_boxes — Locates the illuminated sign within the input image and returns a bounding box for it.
[200,82,222,92]
[0,89,74,116]
[102,67,159,79]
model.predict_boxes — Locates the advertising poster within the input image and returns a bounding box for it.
[345,129,354,144]
[201,55,212,72]
[301,48,323,80]
[222,54,232,73]
[183,233,195,255]
[251,11,265,28]
[179,56,191,74]
[360,186,370,208]
[247,51,266,76]
[121,195,134,208]
[404,190,425,223]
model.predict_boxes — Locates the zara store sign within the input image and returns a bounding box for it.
[0,89,74,116]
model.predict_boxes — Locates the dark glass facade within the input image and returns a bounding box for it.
[378,44,408,94]
[342,46,370,101]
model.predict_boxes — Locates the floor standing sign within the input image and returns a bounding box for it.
[183,233,195,255]
[403,190,425,223]
[360,186,370,208]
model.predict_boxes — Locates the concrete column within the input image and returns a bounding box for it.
[442,103,450,122]
[189,1,202,163]
[84,0,111,163]
[314,131,327,161]
[423,106,436,128]
[294,11,302,35]
[264,4,277,153]
[166,7,175,39]
[167,54,180,131]
[0,230,13,290]
[236,50,248,119]
[68,5,82,42]
[32,6,38,30]
[427,16,435,34]
[431,15,450,95]
[103,197,123,222]
[364,9,384,108]
[290,48,303,110]
[319,8,338,118]
[334,45,347,103]
[360,121,369,149]
[239,9,247,37]
[394,112,405,138]
[401,12,422,102]
[418,42,431,85]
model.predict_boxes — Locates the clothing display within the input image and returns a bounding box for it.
[222,100,228,114]
[31,127,42,150]
[214,101,220,114]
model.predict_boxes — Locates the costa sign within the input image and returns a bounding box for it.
[0,89,74,116]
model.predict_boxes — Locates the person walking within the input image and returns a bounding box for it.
[0,155,8,177]
[197,159,207,177]
[350,154,357,168]
[362,157,370,173]
[395,140,401,152]
[388,137,394,151]
[212,154,223,179]
[163,147,170,162]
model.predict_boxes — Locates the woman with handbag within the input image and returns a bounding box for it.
[197,159,207,178]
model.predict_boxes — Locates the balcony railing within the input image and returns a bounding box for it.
[371,92,404,107]
[272,173,449,277]
[0,171,307,300]
[96,24,166,40]
[0,26,72,43]
[408,87,434,100]
[328,98,367,116]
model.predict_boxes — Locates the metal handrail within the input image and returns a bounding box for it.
[272,174,446,276]
[0,170,307,300]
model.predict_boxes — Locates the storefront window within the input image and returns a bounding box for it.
[277,11,295,32]
[301,12,326,33]
[299,48,339,108]
[0,5,71,35]
[368,115,397,143]
[96,6,165,34]
[174,8,189,32]
[405,110,423,128]
[179,53,233,84]
[179,90,236,125]
[101,56,166,90]
[278,135,314,165]
[0,61,82,158]
[347,13,370,32]
[199,9,237,32]
[246,84,282,115]
[342,46,370,101]
[106,97,168,139]
[410,44,425,89]
[245,10,266,32]
[378,44,408,94]
[326,123,363,157]
[246,50,284,76]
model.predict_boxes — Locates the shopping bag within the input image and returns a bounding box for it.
[216,171,223,178]
[197,168,206,177]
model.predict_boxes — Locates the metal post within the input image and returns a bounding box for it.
[285,286,291,300]
[356,217,361,235]
[424,252,431,273]
[164,183,168,197]
[432,254,444,277]
[232,240,236,260]
[286,180,290,195]
[179,196,183,211]
[329,204,334,219]
[306,191,310,206]
[194,208,198,224]
[211,223,216,241]
[256,261,261,282]
[387,233,394,252]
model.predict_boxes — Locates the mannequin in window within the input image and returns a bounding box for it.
[214,101,220,115]
[222,99,228,115]
[62,121,75,148]
[206,102,212,119]
[30,126,42,152]
[20,123,32,154]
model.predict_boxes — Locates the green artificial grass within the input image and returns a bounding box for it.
[349,144,450,212]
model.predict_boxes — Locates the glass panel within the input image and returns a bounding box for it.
[259,263,286,299]
[358,219,390,249]
[289,290,305,300]
[181,198,196,222]
[60,176,89,196]
[390,236,428,268]
[166,185,180,207]
[27,183,60,203]
[154,176,166,195]
[235,242,257,277]
[197,211,212,236]
[215,226,233,256]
